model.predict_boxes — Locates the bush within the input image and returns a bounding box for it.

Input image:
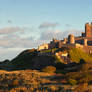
[80,62,92,72]
[68,79,77,85]
[55,62,66,69]
[42,66,56,73]
[12,80,19,86]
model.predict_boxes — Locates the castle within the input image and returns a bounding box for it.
[38,22,92,53]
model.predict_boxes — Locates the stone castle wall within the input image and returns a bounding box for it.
[38,43,49,50]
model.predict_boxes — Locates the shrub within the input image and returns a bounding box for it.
[55,62,66,69]
[42,66,56,73]
[68,79,77,85]
[12,80,19,86]
[81,63,90,72]
[80,62,92,72]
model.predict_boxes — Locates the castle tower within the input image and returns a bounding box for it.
[84,39,87,46]
[85,23,92,37]
[63,38,67,44]
[68,34,75,44]
[91,22,92,35]
[58,41,62,48]
[52,38,58,43]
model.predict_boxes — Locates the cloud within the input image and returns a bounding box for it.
[0,26,24,35]
[0,36,34,48]
[0,26,41,60]
[39,22,59,29]
[40,29,83,41]
[0,36,40,61]
[0,26,37,48]
[39,30,61,40]
[65,24,72,27]
[8,20,12,24]
[62,29,83,37]
[0,48,25,61]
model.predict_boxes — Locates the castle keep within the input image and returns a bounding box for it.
[85,23,92,37]
[38,22,92,53]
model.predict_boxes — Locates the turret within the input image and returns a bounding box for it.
[91,22,92,26]
[58,41,62,48]
[85,23,92,37]
[52,38,58,43]
[63,38,67,44]
[68,34,75,44]
[83,39,87,46]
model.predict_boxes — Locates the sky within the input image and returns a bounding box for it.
[0,0,92,61]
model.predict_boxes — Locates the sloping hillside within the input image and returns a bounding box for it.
[11,49,55,70]
[69,48,92,63]
[6,47,92,71]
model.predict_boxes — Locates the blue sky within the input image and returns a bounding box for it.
[0,0,92,29]
[0,0,92,60]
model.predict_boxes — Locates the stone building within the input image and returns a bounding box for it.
[85,23,92,37]
[68,34,75,44]
[83,39,87,46]
[49,38,61,49]
[38,43,49,51]
[38,22,92,53]
[67,22,92,53]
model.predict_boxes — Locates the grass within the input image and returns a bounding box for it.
[40,48,57,53]
[68,48,92,63]
[0,70,73,92]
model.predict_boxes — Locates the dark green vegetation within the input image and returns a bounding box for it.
[10,49,55,70]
